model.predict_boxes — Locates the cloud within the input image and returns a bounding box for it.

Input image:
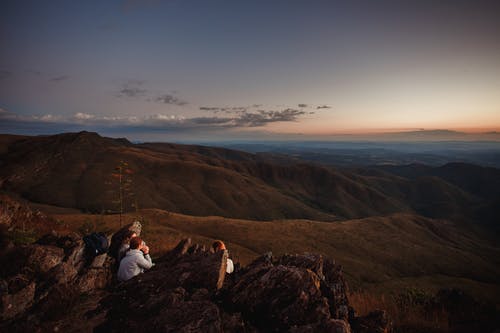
[316,105,331,109]
[154,94,188,106]
[0,70,13,80]
[199,107,220,111]
[117,80,147,97]
[298,104,308,108]
[119,87,147,97]
[236,109,306,127]
[198,106,250,113]
[116,81,188,106]
[49,75,70,82]
[0,106,311,138]
[74,113,95,120]
[199,106,308,126]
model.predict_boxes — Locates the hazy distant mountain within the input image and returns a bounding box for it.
[348,129,500,141]
[0,132,497,226]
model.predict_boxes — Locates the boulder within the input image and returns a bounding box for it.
[227,263,332,331]
[0,231,115,330]
[0,281,35,320]
[77,255,114,293]
[48,262,78,285]
[25,244,65,276]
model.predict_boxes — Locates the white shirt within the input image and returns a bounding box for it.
[226,258,234,274]
[117,249,153,282]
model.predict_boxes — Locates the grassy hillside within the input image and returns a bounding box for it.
[49,208,500,303]
[0,132,491,223]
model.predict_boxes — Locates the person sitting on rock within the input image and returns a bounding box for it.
[117,236,153,282]
[212,240,234,274]
[117,230,137,262]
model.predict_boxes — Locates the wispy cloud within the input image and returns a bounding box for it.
[117,80,147,97]
[199,106,248,113]
[116,81,188,106]
[316,105,331,109]
[298,103,308,108]
[154,94,188,106]
[49,75,70,82]
[236,109,306,127]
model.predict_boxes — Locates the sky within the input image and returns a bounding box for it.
[1,0,500,141]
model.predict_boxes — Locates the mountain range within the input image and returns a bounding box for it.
[0,131,498,228]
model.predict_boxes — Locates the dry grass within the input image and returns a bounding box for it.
[44,208,500,306]
[349,290,450,332]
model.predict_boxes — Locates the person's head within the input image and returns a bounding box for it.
[129,236,143,250]
[123,230,137,243]
[212,240,226,252]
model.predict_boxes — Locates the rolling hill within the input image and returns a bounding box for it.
[0,131,494,225]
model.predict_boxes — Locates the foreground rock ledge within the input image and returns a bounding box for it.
[0,226,391,333]
[97,236,390,333]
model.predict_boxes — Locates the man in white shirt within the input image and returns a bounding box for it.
[117,236,153,282]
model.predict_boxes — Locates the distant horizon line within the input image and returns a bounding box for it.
[2,128,500,144]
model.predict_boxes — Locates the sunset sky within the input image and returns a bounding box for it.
[1,0,500,141]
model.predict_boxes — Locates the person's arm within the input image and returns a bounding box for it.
[137,253,153,270]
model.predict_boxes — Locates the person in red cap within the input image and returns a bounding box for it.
[212,240,234,274]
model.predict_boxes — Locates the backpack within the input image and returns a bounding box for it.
[83,232,109,256]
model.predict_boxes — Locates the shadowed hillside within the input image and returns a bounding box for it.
[0,132,494,224]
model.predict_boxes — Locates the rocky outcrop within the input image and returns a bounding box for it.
[0,193,52,231]
[97,239,391,333]
[0,229,392,332]
[0,231,114,328]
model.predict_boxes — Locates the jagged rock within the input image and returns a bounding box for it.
[108,221,142,259]
[0,281,35,320]
[65,238,87,272]
[77,256,114,293]
[98,240,360,333]
[121,244,227,293]
[277,253,324,279]
[157,237,192,263]
[48,262,78,285]
[25,244,65,275]
[0,231,115,329]
[35,283,79,321]
[96,286,222,333]
[97,239,228,332]
[1,235,391,333]
[148,298,222,332]
[322,258,350,320]
[227,264,333,331]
